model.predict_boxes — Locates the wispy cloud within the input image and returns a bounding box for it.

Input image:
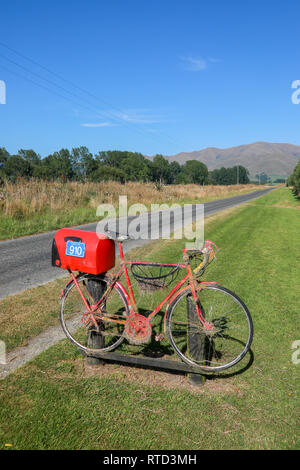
[80,108,169,128]
[180,56,221,71]
[81,122,117,128]
[111,109,163,124]
[181,56,207,71]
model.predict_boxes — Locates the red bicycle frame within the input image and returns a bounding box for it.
[66,241,215,331]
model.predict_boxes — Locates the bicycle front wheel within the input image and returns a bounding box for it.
[166,284,253,372]
[60,274,129,354]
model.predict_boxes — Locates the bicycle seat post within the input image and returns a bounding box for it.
[118,240,125,262]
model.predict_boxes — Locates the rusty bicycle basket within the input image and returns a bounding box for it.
[131,263,180,291]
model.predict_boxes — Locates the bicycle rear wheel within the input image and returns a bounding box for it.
[60,274,129,354]
[166,284,253,372]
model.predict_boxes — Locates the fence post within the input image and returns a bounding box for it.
[86,278,106,366]
[186,295,206,386]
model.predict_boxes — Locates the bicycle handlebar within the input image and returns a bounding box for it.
[186,240,219,275]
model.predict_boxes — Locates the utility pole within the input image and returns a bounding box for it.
[237,165,239,184]
[257,173,260,185]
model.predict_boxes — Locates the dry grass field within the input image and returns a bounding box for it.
[0,178,264,219]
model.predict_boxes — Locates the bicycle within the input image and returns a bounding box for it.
[57,231,253,372]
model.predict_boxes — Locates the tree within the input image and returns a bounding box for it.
[5,154,33,180]
[209,165,249,185]
[96,151,151,182]
[169,161,182,183]
[42,149,74,180]
[121,153,151,182]
[287,158,300,194]
[0,147,9,171]
[150,154,172,184]
[89,165,126,183]
[180,160,208,184]
[234,165,250,184]
[71,146,95,180]
[18,149,41,165]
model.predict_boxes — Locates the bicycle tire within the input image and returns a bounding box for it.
[166,284,253,372]
[60,274,129,354]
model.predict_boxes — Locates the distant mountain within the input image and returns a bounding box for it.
[163,142,300,178]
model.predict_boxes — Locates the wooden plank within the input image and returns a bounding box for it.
[85,350,204,374]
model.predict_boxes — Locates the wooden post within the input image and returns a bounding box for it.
[86,278,106,366]
[186,295,206,386]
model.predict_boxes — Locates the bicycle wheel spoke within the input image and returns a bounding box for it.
[60,275,129,353]
[167,285,253,371]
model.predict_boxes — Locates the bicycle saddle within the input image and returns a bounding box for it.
[104,230,131,242]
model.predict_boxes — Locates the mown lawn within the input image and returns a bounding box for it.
[0,187,299,449]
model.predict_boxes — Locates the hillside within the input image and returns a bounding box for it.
[163,142,300,178]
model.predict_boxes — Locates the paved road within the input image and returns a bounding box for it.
[0,188,273,299]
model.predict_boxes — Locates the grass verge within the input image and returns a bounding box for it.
[0,205,237,353]
[0,187,299,449]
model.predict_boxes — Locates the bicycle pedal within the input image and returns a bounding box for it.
[155,333,165,342]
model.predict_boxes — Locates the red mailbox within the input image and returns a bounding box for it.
[52,228,115,274]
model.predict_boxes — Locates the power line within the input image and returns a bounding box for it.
[0,55,156,140]
[0,41,181,148]
[0,62,85,107]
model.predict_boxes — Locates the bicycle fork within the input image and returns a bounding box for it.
[188,271,214,331]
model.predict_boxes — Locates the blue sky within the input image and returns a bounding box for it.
[0,0,299,157]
